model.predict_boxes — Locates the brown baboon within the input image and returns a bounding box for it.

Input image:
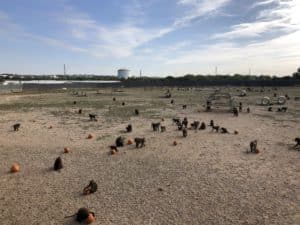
[126,124,132,133]
[182,105,187,109]
[239,102,243,112]
[177,123,183,131]
[182,128,188,137]
[110,145,118,152]
[78,109,82,114]
[171,99,174,104]
[73,101,77,105]
[280,107,288,112]
[83,180,98,195]
[182,117,188,128]
[220,127,229,133]
[268,107,273,112]
[13,123,21,131]
[160,126,166,132]
[191,121,200,130]
[199,122,206,130]
[65,208,94,222]
[249,140,258,153]
[135,109,139,115]
[209,120,214,127]
[233,107,239,117]
[212,125,220,132]
[54,157,63,171]
[293,138,300,149]
[122,102,125,106]
[152,122,161,132]
[246,107,250,113]
[113,97,116,101]
[135,138,145,148]
[116,136,125,147]
[89,114,97,121]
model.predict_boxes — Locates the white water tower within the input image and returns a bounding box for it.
[117,69,130,79]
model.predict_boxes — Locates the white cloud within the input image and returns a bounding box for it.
[214,0,300,39]
[165,30,300,75]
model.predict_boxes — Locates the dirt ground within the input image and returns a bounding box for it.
[0,87,299,225]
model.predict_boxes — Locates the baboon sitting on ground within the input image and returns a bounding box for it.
[116,136,125,147]
[293,138,300,150]
[13,123,21,131]
[249,140,258,153]
[160,126,166,132]
[199,122,206,130]
[135,109,139,115]
[135,138,145,148]
[126,124,132,133]
[212,125,220,132]
[54,157,63,171]
[182,117,188,128]
[220,127,229,134]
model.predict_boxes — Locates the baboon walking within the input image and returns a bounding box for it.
[83,180,98,194]
[249,140,258,153]
[152,122,161,132]
[54,157,63,171]
[182,128,188,137]
[13,123,21,131]
[293,138,300,149]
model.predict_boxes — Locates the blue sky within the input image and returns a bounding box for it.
[0,0,299,76]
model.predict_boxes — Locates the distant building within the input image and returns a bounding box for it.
[117,69,130,79]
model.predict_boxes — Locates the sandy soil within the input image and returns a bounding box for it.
[0,88,299,225]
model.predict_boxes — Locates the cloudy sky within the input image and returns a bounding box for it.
[0,0,299,76]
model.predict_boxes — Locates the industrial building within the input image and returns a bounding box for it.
[117,69,130,79]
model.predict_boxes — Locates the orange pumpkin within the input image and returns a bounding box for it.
[87,134,93,139]
[161,118,165,122]
[127,139,133,145]
[10,163,20,173]
[48,125,53,129]
[86,213,96,224]
[64,147,70,153]
[255,149,260,154]
[173,141,178,146]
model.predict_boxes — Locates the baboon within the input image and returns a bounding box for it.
[239,102,243,112]
[54,157,63,171]
[220,127,229,133]
[293,137,300,149]
[135,138,145,148]
[13,123,21,131]
[73,101,77,105]
[113,97,116,101]
[89,114,97,121]
[115,136,125,147]
[65,208,94,222]
[122,102,125,106]
[171,99,174,104]
[172,118,181,125]
[209,120,214,127]
[110,145,118,152]
[268,107,273,112]
[191,121,200,130]
[152,122,161,132]
[182,105,187,109]
[249,140,258,153]
[160,126,166,132]
[212,125,220,132]
[199,122,206,130]
[182,117,188,128]
[233,107,239,117]
[78,109,82,114]
[182,128,188,137]
[246,107,250,113]
[281,107,288,112]
[126,124,132,133]
[83,180,98,194]
[135,109,139,115]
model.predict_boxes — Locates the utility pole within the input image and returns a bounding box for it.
[64,64,66,76]
[215,66,218,75]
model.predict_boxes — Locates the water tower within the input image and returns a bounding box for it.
[117,69,130,79]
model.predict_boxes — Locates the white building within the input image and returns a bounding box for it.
[117,69,130,79]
